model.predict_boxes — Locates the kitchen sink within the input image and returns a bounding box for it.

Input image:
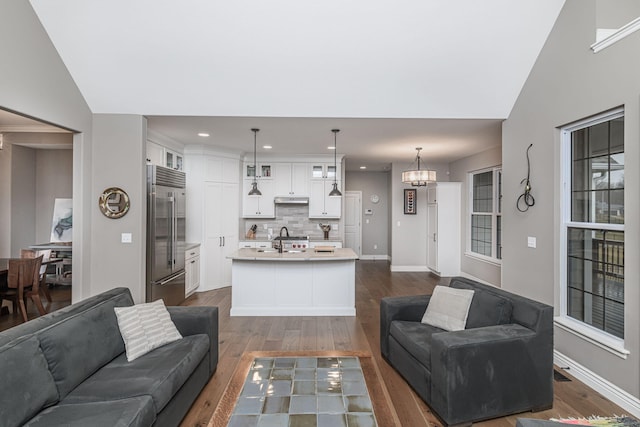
[256,249,277,253]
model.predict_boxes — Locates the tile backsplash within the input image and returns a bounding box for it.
[240,205,342,241]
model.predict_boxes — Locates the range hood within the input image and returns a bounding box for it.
[274,196,309,205]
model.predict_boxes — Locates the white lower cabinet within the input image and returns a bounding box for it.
[426,182,461,276]
[185,246,200,296]
[239,241,271,249]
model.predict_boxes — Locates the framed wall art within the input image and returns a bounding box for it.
[404,189,416,214]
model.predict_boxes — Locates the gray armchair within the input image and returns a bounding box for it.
[380,277,554,426]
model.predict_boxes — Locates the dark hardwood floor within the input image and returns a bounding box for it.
[179,261,627,427]
[0,261,627,426]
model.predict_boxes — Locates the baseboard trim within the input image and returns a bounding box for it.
[459,272,498,287]
[554,350,640,418]
[390,265,429,272]
[360,255,390,261]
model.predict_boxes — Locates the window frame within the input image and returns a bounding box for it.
[558,107,628,357]
[467,166,502,264]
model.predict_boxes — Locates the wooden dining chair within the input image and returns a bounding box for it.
[21,249,53,302]
[0,255,46,323]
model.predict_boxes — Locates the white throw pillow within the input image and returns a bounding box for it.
[421,286,475,331]
[114,299,182,362]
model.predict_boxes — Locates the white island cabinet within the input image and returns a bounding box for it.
[228,248,358,316]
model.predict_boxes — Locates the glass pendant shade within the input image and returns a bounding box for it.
[402,147,436,186]
[248,128,262,196]
[329,129,342,197]
[401,169,437,186]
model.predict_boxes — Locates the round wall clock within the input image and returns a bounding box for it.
[98,187,130,219]
[370,194,380,204]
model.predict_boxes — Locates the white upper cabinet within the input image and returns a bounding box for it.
[310,163,339,180]
[244,162,273,180]
[147,141,183,170]
[273,163,309,196]
[242,179,275,218]
[146,141,164,166]
[206,157,239,183]
[309,180,341,218]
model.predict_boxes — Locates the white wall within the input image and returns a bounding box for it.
[449,146,502,285]
[502,0,640,398]
[10,145,36,257]
[345,171,390,258]
[90,115,146,302]
[36,149,73,243]
[0,0,93,303]
[390,161,449,271]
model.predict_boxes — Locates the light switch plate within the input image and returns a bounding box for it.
[121,233,132,243]
[527,236,536,248]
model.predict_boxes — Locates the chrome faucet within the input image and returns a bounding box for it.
[277,226,289,253]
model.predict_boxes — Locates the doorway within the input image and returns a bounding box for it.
[0,108,74,324]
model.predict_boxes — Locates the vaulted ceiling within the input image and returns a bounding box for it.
[28,0,565,169]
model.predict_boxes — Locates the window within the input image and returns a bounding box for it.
[469,167,502,261]
[561,108,624,342]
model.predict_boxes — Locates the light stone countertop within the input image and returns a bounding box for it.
[228,248,358,262]
[185,242,201,251]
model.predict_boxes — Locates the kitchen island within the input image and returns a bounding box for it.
[228,248,358,316]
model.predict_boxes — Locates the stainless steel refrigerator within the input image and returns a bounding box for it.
[146,165,186,306]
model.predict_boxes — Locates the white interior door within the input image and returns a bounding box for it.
[427,203,438,271]
[344,191,362,256]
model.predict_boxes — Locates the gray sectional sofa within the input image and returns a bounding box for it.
[0,287,218,427]
[381,277,554,426]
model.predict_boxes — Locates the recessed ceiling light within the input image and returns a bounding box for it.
[263,145,272,149]
[328,146,336,150]
[360,166,367,169]
[198,132,210,137]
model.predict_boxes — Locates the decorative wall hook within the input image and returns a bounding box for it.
[517,144,535,212]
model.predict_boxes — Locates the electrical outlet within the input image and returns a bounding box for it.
[263,224,268,230]
[121,233,132,243]
[374,244,378,250]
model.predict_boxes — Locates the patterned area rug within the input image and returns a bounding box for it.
[208,351,399,427]
[550,417,640,427]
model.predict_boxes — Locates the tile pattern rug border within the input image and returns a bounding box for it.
[207,350,400,427]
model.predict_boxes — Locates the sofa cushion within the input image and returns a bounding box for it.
[62,334,209,413]
[38,296,129,399]
[23,396,156,427]
[114,299,182,362]
[422,286,474,331]
[465,290,513,329]
[390,320,444,370]
[0,337,59,427]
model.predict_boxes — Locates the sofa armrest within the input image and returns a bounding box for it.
[167,306,218,375]
[380,295,430,359]
[430,324,553,425]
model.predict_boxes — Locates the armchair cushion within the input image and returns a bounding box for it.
[421,286,474,331]
[465,289,513,329]
[389,321,443,369]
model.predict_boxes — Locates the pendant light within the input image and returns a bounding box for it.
[401,147,436,186]
[248,128,262,196]
[329,129,342,197]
